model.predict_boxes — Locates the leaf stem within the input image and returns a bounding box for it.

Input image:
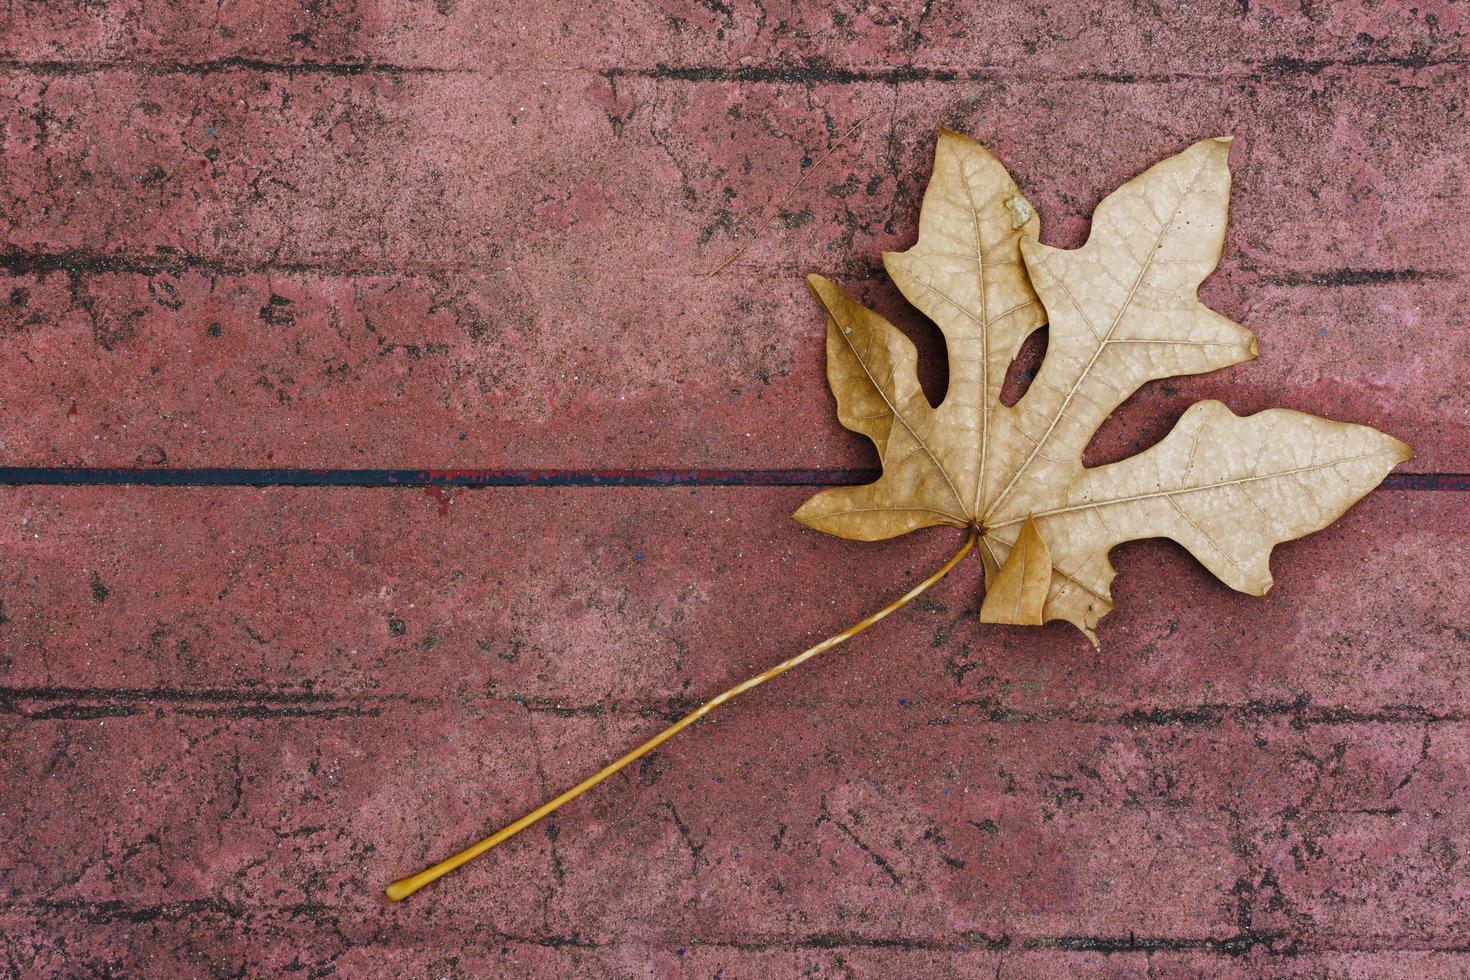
[384,527,978,901]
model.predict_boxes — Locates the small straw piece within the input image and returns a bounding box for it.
[705,113,872,278]
[385,527,977,901]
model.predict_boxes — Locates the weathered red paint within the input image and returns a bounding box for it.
[1,67,1465,469]
[0,487,1463,711]
[2,485,1468,973]
[0,266,1462,470]
[0,0,1463,74]
[2,0,1467,975]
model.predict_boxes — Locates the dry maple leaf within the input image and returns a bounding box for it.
[796,130,1411,643]
[385,127,1414,901]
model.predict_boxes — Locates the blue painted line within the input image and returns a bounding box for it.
[0,467,881,488]
[0,468,1461,490]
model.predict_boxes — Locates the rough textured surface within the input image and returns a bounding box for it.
[2,68,1468,470]
[3,488,1468,975]
[2,1,1468,976]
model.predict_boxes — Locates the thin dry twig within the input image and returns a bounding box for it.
[706,113,872,277]
[384,527,977,901]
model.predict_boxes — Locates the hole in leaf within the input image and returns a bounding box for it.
[1083,382,1181,469]
[999,327,1047,406]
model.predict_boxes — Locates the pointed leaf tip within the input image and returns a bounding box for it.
[980,515,1051,626]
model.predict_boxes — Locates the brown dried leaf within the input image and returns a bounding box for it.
[796,131,1410,643]
[794,129,1044,539]
[978,514,1050,626]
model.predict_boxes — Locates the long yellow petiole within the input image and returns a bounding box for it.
[385,527,978,901]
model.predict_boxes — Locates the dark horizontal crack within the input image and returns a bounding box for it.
[0,686,687,723]
[1256,53,1469,74]
[608,62,970,84]
[605,53,1469,85]
[25,902,1457,957]
[508,695,695,720]
[1026,931,1286,956]
[3,687,1465,729]
[1,247,1460,288]
[950,699,1048,723]
[1259,269,1457,287]
[20,704,140,720]
[774,932,1009,951]
[0,52,1465,81]
[0,57,456,77]
[0,685,382,720]
[6,901,1248,955]
[1119,696,1468,729]
[30,898,337,925]
[173,705,382,719]
[0,247,463,278]
[0,247,885,282]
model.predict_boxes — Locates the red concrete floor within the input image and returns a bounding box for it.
[2,1,1468,976]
